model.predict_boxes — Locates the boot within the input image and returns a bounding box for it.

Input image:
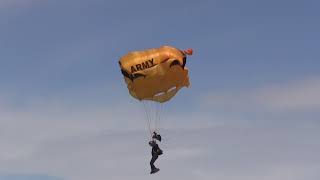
[150,167,160,174]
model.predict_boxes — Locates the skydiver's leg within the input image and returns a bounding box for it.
[150,155,158,172]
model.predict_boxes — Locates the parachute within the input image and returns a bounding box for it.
[119,45,193,135]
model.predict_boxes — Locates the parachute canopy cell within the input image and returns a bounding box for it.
[119,46,193,103]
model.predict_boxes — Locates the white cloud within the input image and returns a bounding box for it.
[254,78,320,111]
[165,147,206,160]
[0,116,319,180]
[203,77,320,112]
[0,87,319,180]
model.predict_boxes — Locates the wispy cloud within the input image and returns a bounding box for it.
[0,174,63,180]
[202,77,320,112]
[0,97,319,180]
[254,78,320,111]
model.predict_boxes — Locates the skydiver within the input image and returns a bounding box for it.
[149,139,163,174]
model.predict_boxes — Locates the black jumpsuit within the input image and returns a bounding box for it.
[149,141,161,171]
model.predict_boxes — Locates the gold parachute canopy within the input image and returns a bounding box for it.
[119,45,193,103]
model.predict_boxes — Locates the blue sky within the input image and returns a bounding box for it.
[0,0,320,180]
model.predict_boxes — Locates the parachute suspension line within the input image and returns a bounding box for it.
[152,101,159,134]
[154,103,160,132]
[142,100,163,138]
[142,101,152,137]
[150,101,157,133]
[159,102,167,133]
[154,102,159,133]
[155,102,162,133]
